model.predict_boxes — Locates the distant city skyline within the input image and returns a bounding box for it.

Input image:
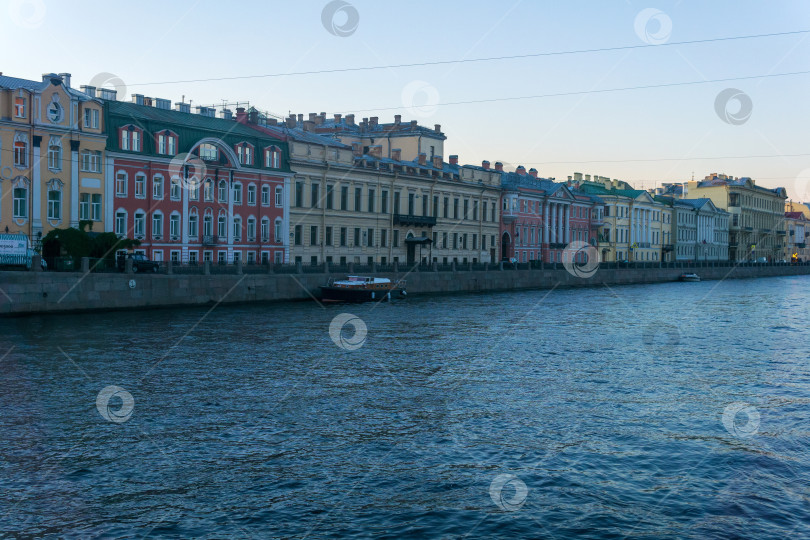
[2,0,809,197]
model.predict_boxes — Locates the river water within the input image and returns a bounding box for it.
[1,276,808,538]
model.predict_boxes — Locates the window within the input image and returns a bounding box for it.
[310,226,318,246]
[132,130,140,152]
[275,186,283,207]
[341,186,349,210]
[311,183,320,208]
[218,214,227,237]
[443,197,449,218]
[295,182,304,207]
[367,228,374,247]
[247,217,256,241]
[355,187,362,211]
[233,216,242,240]
[381,229,387,248]
[261,218,270,241]
[273,220,282,243]
[294,225,302,245]
[14,97,25,118]
[203,213,213,237]
[188,211,199,238]
[134,211,146,237]
[393,230,399,248]
[453,198,459,219]
[340,227,347,246]
[153,176,164,199]
[232,183,242,205]
[247,184,256,205]
[171,177,181,200]
[80,193,91,220]
[47,138,62,170]
[188,178,199,201]
[261,185,270,206]
[135,173,146,198]
[423,195,428,217]
[115,210,126,235]
[81,150,102,172]
[156,132,176,155]
[354,228,360,246]
[92,194,102,221]
[83,108,99,129]
[204,179,213,201]
[170,214,180,238]
[218,180,228,202]
[326,185,334,210]
[153,213,163,237]
[47,183,61,220]
[408,193,415,215]
[368,189,375,213]
[14,140,27,167]
[115,172,127,196]
[382,190,389,214]
[265,146,281,168]
[325,226,333,246]
[199,143,218,161]
[236,143,253,165]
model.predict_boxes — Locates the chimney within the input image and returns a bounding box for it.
[410,120,418,128]
[303,120,315,131]
[132,94,145,105]
[568,175,573,181]
[267,118,278,126]
[352,142,362,157]
[42,73,59,84]
[143,97,154,107]
[286,116,296,128]
[529,168,538,178]
[97,88,117,101]
[155,98,171,110]
[434,124,441,132]
[196,106,215,117]
[346,114,355,125]
[220,108,233,120]
[584,174,591,181]
[236,107,247,123]
[308,113,317,122]
[418,153,427,166]
[482,160,490,170]
[334,113,342,123]
[248,109,258,123]
[495,162,504,172]
[516,165,526,176]
[297,113,304,123]
[449,155,458,165]
[369,116,378,128]
[391,148,402,161]
[175,102,191,113]
[319,112,326,124]
[81,85,96,97]
[368,145,382,158]
[394,114,401,124]
[58,73,71,88]
[432,155,443,169]
[574,172,583,182]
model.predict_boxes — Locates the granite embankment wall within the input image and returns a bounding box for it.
[1,264,809,316]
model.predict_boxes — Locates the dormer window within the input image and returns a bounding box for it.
[199,143,218,161]
[83,108,99,129]
[236,143,253,165]
[157,131,178,155]
[120,126,142,152]
[265,146,281,168]
[14,97,26,118]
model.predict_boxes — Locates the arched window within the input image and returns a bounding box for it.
[152,211,163,238]
[232,182,242,205]
[114,171,127,197]
[188,176,199,201]
[275,186,283,207]
[203,209,214,237]
[236,143,253,165]
[247,183,257,205]
[204,178,213,201]
[120,125,142,151]
[134,210,146,238]
[152,175,164,199]
[261,217,270,241]
[218,180,228,202]
[47,136,62,170]
[233,215,242,241]
[12,177,29,220]
[156,130,178,155]
[13,133,28,167]
[170,177,182,200]
[217,212,227,237]
[247,216,256,241]
[274,218,283,243]
[188,208,199,238]
[265,145,281,168]
[134,173,146,198]
[115,208,127,235]
[47,179,63,221]
[261,185,271,206]
[169,212,181,239]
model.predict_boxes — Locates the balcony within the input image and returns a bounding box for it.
[501,211,517,224]
[662,244,674,252]
[202,235,218,246]
[393,214,437,227]
[632,242,651,249]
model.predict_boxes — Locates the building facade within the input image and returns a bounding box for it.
[661,174,787,262]
[0,73,106,241]
[655,196,730,261]
[784,211,809,262]
[103,99,291,264]
[500,167,601,263]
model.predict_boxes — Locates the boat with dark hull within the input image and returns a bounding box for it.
[320,276,407,303]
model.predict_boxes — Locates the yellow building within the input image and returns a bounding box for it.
[663,174,787,262]
[0,73,106,243]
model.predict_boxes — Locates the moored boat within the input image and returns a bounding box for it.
[679,273,700,282]
[320,276,407,303]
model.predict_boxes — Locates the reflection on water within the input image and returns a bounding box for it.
[1,276,808,538]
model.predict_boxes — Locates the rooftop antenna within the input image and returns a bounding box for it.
[181,94,185,103]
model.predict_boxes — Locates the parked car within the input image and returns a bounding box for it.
[754,257,768,263]
[117,253,159,273]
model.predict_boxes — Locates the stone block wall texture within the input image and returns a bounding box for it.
[0,264,808,316]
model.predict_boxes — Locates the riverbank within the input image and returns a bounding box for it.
[2,262,809,317]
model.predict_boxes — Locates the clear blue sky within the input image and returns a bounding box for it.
[2,0,809,198]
